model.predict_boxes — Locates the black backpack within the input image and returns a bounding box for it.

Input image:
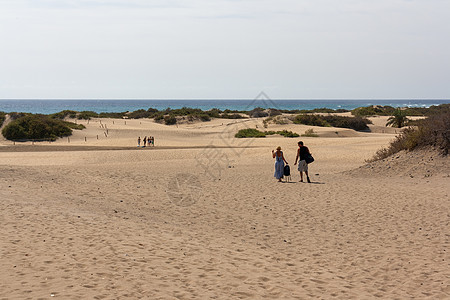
[283,164,291,176]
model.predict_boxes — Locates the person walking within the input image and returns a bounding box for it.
[294,141,311,183]
[272,146,288,182]
[137,136,141,147]
[143,136,147,147]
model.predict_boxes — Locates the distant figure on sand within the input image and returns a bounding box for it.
[137,136,141,147]
[150,136,154,146]
[272,146,288,182]
[294,141,311,183]
[143,136,147,147]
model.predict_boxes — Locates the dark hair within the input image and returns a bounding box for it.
[298,141,304,145]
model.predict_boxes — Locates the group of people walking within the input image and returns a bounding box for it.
[137,136,154,147]
[273,141,311,183]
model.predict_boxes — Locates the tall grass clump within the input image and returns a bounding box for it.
[370,112,450,161]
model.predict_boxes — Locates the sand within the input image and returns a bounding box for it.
[0,116,449,299]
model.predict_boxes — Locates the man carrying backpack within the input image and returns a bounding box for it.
[294,141,311,183]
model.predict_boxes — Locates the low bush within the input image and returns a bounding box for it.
[280,108,350,114]
[128,109,153,119]
[325,115,372,131]
[164,115,177,125]
[248,107,269,118]
[197,114,211,122]
[64,122,86,130]
[276,130,299,137]
[369,111,450,161]
[77,111,98,120]
[352,106,395,116]
[294,114,371,131]
[235,128,266,138]
[293,114,329,127]
[0,111,5,127]
[2,114,80,141]
[206,108,222,118]
[8,112,28,120]
[302,128,319,137]
[50,110,78,119]
[235,129,299,138]
[221,113,246,119]
[98,112,127,118]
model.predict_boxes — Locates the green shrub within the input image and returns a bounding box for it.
[293,114,329,127]
[77,111,98,120]
[50,110,78,119]
[197,114,211,122]
[220,113,246,119]
[302,128,319,137]
[206,108,222,118]
[154,114,164,122]
[164,115,177,125]
[64,122,86,130]
[235,128,266,138]
[9,112,28,120]
[277,130,299,137]
[235,129,299,138]
[294,114,371,131]
[2,114,76,141]
[324,115,371,131]
[248,107,269,118]
[351,106,395,116]
[0,111,5,127]
[98,112,127,118]
[128,109,152,119]
[169,107,204,116]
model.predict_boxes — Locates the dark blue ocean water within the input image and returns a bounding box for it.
[0,99,448,114]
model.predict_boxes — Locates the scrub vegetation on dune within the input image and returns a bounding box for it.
[369,111,450,161]
[0,111,6,128]
[293,114,372,131]
[2,114,85,141]
[235,128,299,138]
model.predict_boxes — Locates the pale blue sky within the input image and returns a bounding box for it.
[1,0,449,99]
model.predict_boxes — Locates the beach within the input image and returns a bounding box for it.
[1,116,449,299]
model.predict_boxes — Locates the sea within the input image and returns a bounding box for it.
[0,99,449,115]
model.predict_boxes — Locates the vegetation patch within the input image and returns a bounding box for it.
[235,128,267,138]
[248,107,269,118]
[50,110,78,119]
[235,129,299,138]
[280,108,349,114]
[2,114,83,141]
[293,114,371,131]
[386,109,410,128]
[302,128,319,137]
[369,112,450,161]
[352,104,450,117]
[0,111,5,128]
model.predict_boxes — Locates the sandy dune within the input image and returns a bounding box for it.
[0,117,448,299]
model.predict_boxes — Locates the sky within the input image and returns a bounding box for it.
[0,0,449,99]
